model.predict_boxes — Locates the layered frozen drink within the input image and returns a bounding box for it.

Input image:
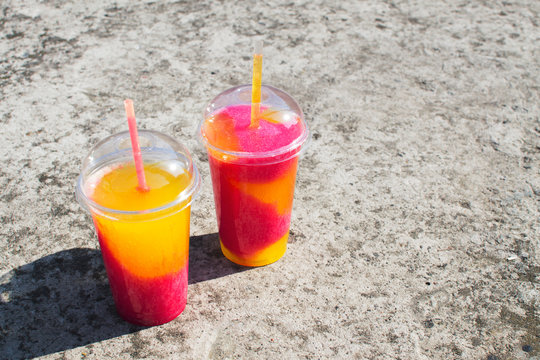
[199,85,309,266]
[76,130,200,325]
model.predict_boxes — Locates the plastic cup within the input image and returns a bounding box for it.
[76,130,201,326]
[198,84,309,266]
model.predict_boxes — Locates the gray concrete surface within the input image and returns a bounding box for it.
[0,0,538,359]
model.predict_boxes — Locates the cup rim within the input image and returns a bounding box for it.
[198,84,310,162]
[76,130,201,219]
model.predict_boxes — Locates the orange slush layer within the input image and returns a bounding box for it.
[203,111,240,152]
[91,162,191,211]
[90,162,191,278]
[229,161,297,215]
[220,231,289,267]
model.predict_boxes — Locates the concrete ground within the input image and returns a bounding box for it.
[0,0,538,359]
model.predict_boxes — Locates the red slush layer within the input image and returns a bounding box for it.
[96,227,187,326]
[209,155,298,257]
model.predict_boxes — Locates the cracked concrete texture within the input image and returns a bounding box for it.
[0,0,538,359]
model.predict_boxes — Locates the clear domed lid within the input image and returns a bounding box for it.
[199,84,309,163]
[76,130,201,219]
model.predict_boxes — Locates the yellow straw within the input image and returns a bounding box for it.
[250,41,263,128]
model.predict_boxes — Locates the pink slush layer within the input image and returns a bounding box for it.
[96,227,187,326]
[211,104,304,153]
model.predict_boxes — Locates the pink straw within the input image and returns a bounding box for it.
[124,99,149,192]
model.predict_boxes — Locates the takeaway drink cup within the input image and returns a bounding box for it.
[76,130,201,326]
[199,84,309,266]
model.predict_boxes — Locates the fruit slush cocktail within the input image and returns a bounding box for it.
[76,130,201,326]
[199,85,309,266]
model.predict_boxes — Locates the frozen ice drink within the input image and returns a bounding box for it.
[76,130,201,325]
[199,85,309,266]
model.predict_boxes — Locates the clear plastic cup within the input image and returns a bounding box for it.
[76,130,201,326]
[199,84,309,266]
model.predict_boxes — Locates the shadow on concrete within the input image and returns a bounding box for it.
[188,232,251,284]
[0,248,144,359]
[0,233,248,359]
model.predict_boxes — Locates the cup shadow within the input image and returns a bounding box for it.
[0,233,249,359]
[188,232,251,284]
[0,248,141,360]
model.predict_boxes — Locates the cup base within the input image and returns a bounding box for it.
[116,300,186,327]
[219,232,289,267]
